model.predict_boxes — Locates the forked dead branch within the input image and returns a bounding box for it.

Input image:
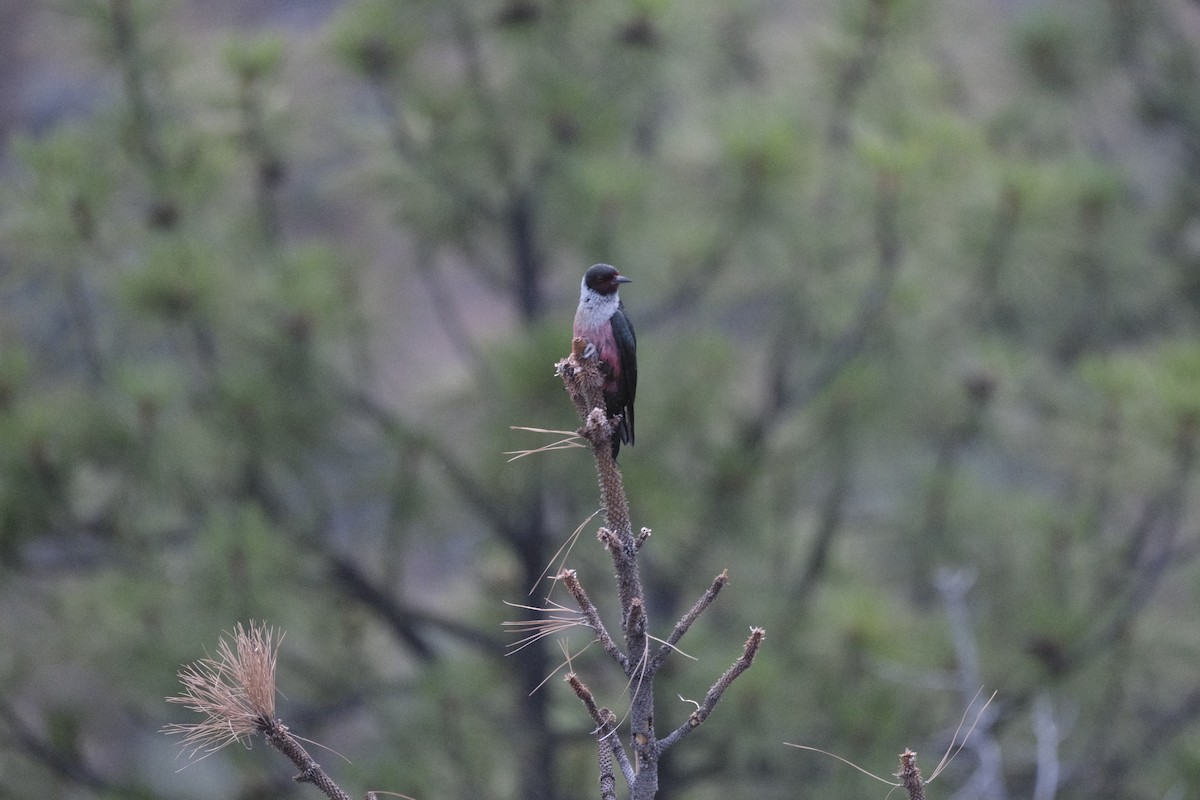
[554,338,765,800]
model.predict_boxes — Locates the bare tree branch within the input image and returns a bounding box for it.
[658,627,765,753]
[556,344,765,800]
[652,570,729,670]
[568,674,630,796]
[561,568,628,671]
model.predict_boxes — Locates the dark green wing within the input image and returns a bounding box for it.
[612,302,636,446]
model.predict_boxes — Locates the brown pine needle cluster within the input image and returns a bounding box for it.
[164,621,280,762]
[164,622,357,800]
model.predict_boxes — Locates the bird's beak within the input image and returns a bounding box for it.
[615,275,632,284]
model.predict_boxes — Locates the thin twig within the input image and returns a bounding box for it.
[560,569,628,671]
[658,628,765,753]
[652,570,728,670]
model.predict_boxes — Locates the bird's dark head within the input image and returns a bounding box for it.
[583,263,631,296]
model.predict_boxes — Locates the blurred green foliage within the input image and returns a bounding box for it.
[3,0,1200,798]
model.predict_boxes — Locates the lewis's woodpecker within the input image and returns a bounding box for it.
[573,263,637,458]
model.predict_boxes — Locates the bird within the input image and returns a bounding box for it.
[573,263,637,458]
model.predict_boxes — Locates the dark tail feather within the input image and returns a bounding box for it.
[611,413,632,459]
